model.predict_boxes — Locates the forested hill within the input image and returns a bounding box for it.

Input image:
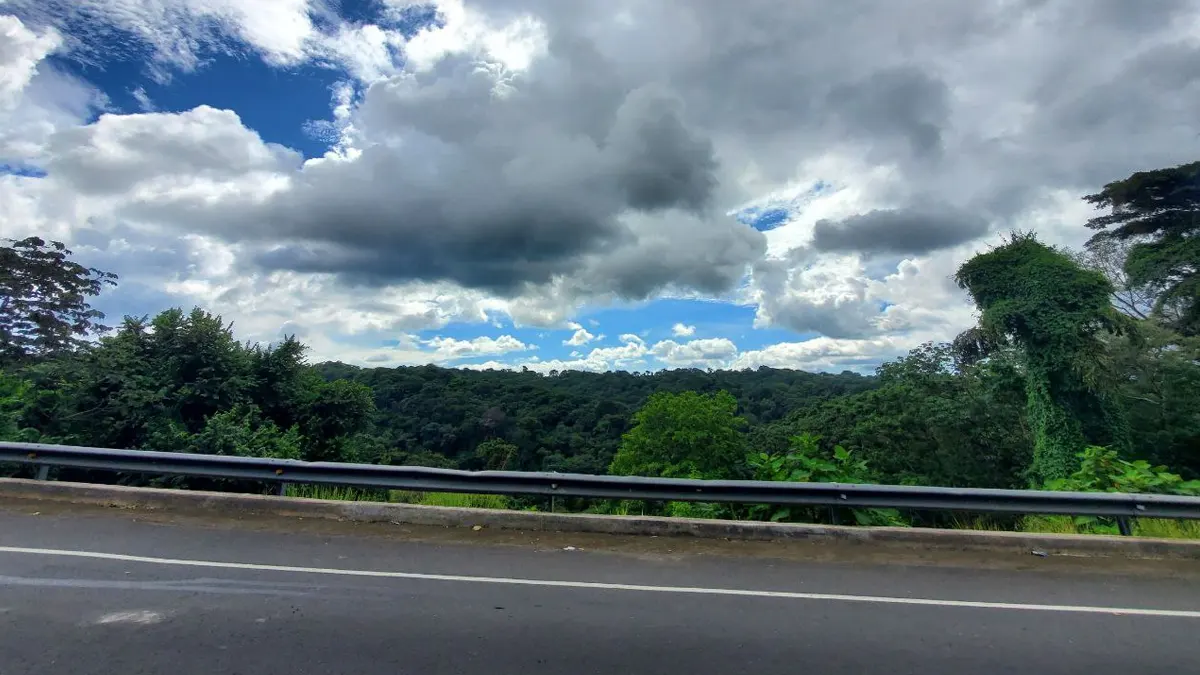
[313,362,875,474]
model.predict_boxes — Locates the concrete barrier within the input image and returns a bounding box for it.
[3,478,1199,560]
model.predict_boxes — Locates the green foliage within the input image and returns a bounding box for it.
[766,343,1031,490]
[1041,445,1200,534]
[1105,322,1200,477]
[0,237,117,365]
[297,378,375,461]
[1044,445,1200,496]
[748,433,871,484]
[610,390,747,480]
[474,438,519,470]
[955,232,1133,481]
[747,432,904,526]
[151,405,304,460]
[320,362,870,475]
[1085,160,1200,335]
[0,372,38,442]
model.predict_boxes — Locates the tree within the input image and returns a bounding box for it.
[1085,161,1200,335]
[777,342,1031,489]
[475,438,519,470]
[298,379,376,462]
[1105,322,1200,477]
[609,390,747,480]
[955,233,1133,482]
[0,237,117,365]
[1067,238,1156,320]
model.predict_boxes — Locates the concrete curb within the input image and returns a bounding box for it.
[3,478,1200,560]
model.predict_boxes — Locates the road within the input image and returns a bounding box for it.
[1,499,1199,674]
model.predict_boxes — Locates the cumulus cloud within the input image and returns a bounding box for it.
[423,334,534,360]
[651,338,737,369]
[0,14,59,105]
[562,322,595,346]
[671,323,695,337]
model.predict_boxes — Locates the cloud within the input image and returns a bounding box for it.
[423,334,534,360]
[671,323,695,337]
[563,321,595,346]
[823,66,950,160]
[6,0,333,77]
[651,338,737,369]
[811,205,990,256]
[44,105,301,195]
[0,14,60,106]
[6,0,1200,372]
[0,15,104,168]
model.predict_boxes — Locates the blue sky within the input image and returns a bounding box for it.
[2,0,1175,373]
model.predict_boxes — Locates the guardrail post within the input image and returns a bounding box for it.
[277,482,289,497]
[1116,517,1132,536]
[35,465,50,481]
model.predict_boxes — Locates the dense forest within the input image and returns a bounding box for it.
[2,161,1199,532]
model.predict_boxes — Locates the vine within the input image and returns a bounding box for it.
[955,233,1135,481]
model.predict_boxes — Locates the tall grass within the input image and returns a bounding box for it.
[285,484,385,501]
[389,490,510,510]
[1018,515,1200,539]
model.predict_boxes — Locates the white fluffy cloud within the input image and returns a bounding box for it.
[671,323,695,337]
[562,321,596,346]
[651,338,737,369]
[423,334,534,360]
[0,14,58,105]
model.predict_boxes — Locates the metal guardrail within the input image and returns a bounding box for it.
[5,441,1200,534]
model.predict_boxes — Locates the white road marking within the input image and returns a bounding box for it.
[1,545,1197,619]
[94,610,165,625]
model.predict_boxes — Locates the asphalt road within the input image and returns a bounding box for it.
[1,501,1199,674]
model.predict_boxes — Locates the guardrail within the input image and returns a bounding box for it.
[5,441,1200,535]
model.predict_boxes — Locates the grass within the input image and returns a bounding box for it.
[282,485,1200,538]
[1019,515,1200,539]
[389,490,510,510]
[282,484,509,509]
[284,484,384,501]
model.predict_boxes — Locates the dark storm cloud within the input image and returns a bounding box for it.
[824,66,951,159]
[812,206,989,256]
[237,48,743,295]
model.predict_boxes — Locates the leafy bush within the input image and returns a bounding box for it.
[1041,445,1200,534]
[747,433,905,526]
[1045,445,1200,495]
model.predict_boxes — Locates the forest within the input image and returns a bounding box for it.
[2,161,1198,534]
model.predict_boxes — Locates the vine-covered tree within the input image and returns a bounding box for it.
[1085,161,1200,335]
[955,233,1133,482]
[0,237,117,365]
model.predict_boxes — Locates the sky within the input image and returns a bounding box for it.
[1,0,1199,374]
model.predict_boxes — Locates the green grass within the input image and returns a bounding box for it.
[388,490,510,510]
[1130,518,1200,539]
[1018,514,1200,539]
[284,484,384,501]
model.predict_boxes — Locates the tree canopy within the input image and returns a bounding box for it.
[1085,161,1200,335]
[0,237,117,366]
